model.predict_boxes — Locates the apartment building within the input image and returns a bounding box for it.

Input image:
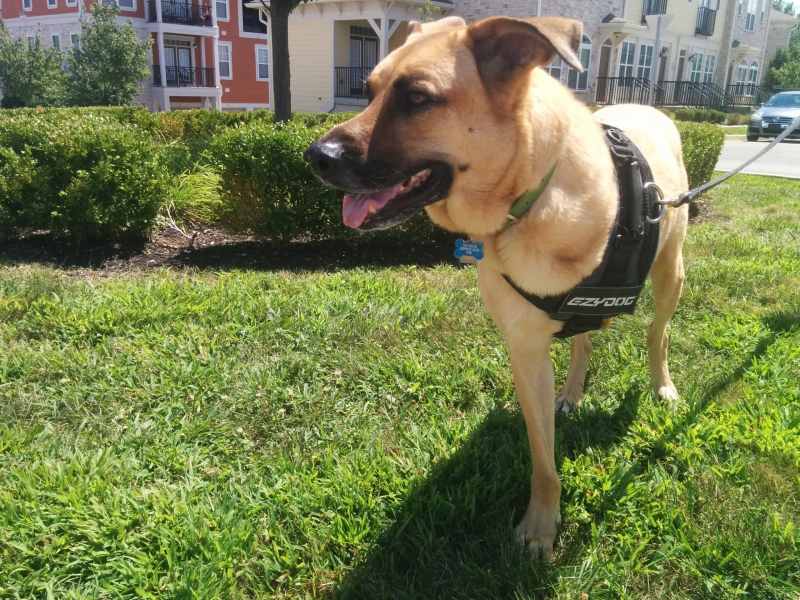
[457,0,773,106]
[0,0,271,110]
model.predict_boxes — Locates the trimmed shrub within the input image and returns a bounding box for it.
[676,121,725,189]
[672,107,727,124]
[206,119,442,241]
[0,112,168,243]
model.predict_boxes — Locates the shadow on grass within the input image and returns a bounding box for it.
[333,387,642,600]
[332,310,798,600]
[0,231,457,272]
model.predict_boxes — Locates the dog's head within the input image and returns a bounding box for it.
[306,15,583,233]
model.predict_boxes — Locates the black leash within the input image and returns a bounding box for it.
[654,113,800,213]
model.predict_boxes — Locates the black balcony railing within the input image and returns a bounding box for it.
[642,0,667,16]
[148,0,212,26]
[695,6,716,36]
[153,65,215,87]
[334,66,372,99]
[595,77,658,105]
[655,80,726,107]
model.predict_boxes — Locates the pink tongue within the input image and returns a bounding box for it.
[342,185,402,228]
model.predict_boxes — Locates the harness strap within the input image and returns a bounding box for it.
[503,125,661,339]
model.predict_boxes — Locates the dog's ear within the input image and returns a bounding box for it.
[468,16,583,85]
[405,16,467,44]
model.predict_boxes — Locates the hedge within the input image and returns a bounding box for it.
[0,112,168,243]
[0,108,724,245]
[675,121,725,190]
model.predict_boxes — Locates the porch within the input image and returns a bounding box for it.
[149,34,221,110]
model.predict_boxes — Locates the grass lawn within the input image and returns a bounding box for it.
[1,174,799,599]
[723,125,747,136]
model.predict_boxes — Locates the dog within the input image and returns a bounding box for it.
[306,15,689,560]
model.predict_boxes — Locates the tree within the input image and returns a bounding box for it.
[256,0,313,122]
[767,24,800,89]
[0,26,66,107]
[66,4,150,106]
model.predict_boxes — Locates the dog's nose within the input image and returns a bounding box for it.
[304,141,347,176]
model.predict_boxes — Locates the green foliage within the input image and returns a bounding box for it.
[0,112,168,243]
[161,166,223,225]
[671,107,727,124]
[768,24,800,90]
[676,121,725,189]
[65,4,150,106]
[0,175,799,598]
[0,26,66,107]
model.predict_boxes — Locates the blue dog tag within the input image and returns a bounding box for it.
[454,239,484,264]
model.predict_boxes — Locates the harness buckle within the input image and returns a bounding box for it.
[644,181,666,224]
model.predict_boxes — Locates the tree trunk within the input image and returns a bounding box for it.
[271,0,292,122]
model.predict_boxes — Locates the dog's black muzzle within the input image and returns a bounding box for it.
[304,140,400,193]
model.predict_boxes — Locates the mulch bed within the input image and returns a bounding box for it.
[0,227,458,274]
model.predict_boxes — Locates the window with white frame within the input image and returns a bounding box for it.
[618,41,636,78]
[637,44,654,80]
[52,34,61,49]
[702,54,715,83]
[568,35,591,91]
[735,63,749,84]
[27,36,37,49]
[66,0,77,6]
[216,0,228,20]
[748,61,759,84]
[23,0,32,10]
[218,42,232,79]
[745,0,756,30]
[71,33,80,48]
[547,57,563,82]
[117,0,135,10]
[48,0,57,9]
[255,45,268,80]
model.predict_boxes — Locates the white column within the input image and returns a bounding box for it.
[157,31,169,111]
[380,17,388,59]
[211,36,222,109]
[155,0,162,22]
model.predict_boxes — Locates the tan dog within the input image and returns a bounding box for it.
[306,16,688,559]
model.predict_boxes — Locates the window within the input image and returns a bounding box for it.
[66,0,76,6]
[735,63,749,84]
[637,44,654,80]
[218,42,232,79]
[737,0,743,15]
[547,57,563,82]
[745,0,756,30]
[568,35,591,91]
[27,36,37,49]
[117,0,135,10]
[618,41,636,78]
[689,54,703,82]
[255,45,269,80]
[48,0,57,8]
[71,33,80,48]
[216,0,228,20]
[23,0,32,10]
[702,54,716,83]
[241,0,267,34]
[749,61,759,84]
[52,34,61,49]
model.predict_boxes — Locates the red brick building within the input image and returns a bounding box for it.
[0,0,272,110]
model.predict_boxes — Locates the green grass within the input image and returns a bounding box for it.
[723,125,747,136]
[1,174,799,599]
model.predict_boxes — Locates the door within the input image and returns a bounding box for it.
[164,44,193,86]
[349,27,378,96]
[177,46,193,85]
[597,40,612,103]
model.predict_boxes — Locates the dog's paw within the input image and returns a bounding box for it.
[515,508,560,561]
[656,383,680,408]
[555,388,582,414]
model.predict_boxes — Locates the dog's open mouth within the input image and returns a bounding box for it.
[341,163,452,230]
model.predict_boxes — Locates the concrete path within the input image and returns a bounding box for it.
[716,138,800,179]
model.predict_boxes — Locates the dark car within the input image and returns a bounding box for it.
[747,91,800,141]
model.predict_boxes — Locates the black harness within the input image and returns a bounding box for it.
[503,125,661,339]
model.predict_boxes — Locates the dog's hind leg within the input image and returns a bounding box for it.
[556,333,592,414]
[647,229,686,407]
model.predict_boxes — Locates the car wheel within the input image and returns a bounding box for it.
[746,134,759,142]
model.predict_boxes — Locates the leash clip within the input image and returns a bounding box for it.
[644,181,666,224]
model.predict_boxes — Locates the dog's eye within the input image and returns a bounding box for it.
[408,91,430,106]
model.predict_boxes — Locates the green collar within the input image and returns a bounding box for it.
[502,162,558,231]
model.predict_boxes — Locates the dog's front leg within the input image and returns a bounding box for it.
[507,333,560,560]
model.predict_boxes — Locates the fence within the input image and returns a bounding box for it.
[334,66,372,99]
[595,77,764,109]
[153,66,216,88]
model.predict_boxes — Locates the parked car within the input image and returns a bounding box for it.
[747,91,800,141]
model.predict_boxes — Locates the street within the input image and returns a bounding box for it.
[716,138,800,179]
